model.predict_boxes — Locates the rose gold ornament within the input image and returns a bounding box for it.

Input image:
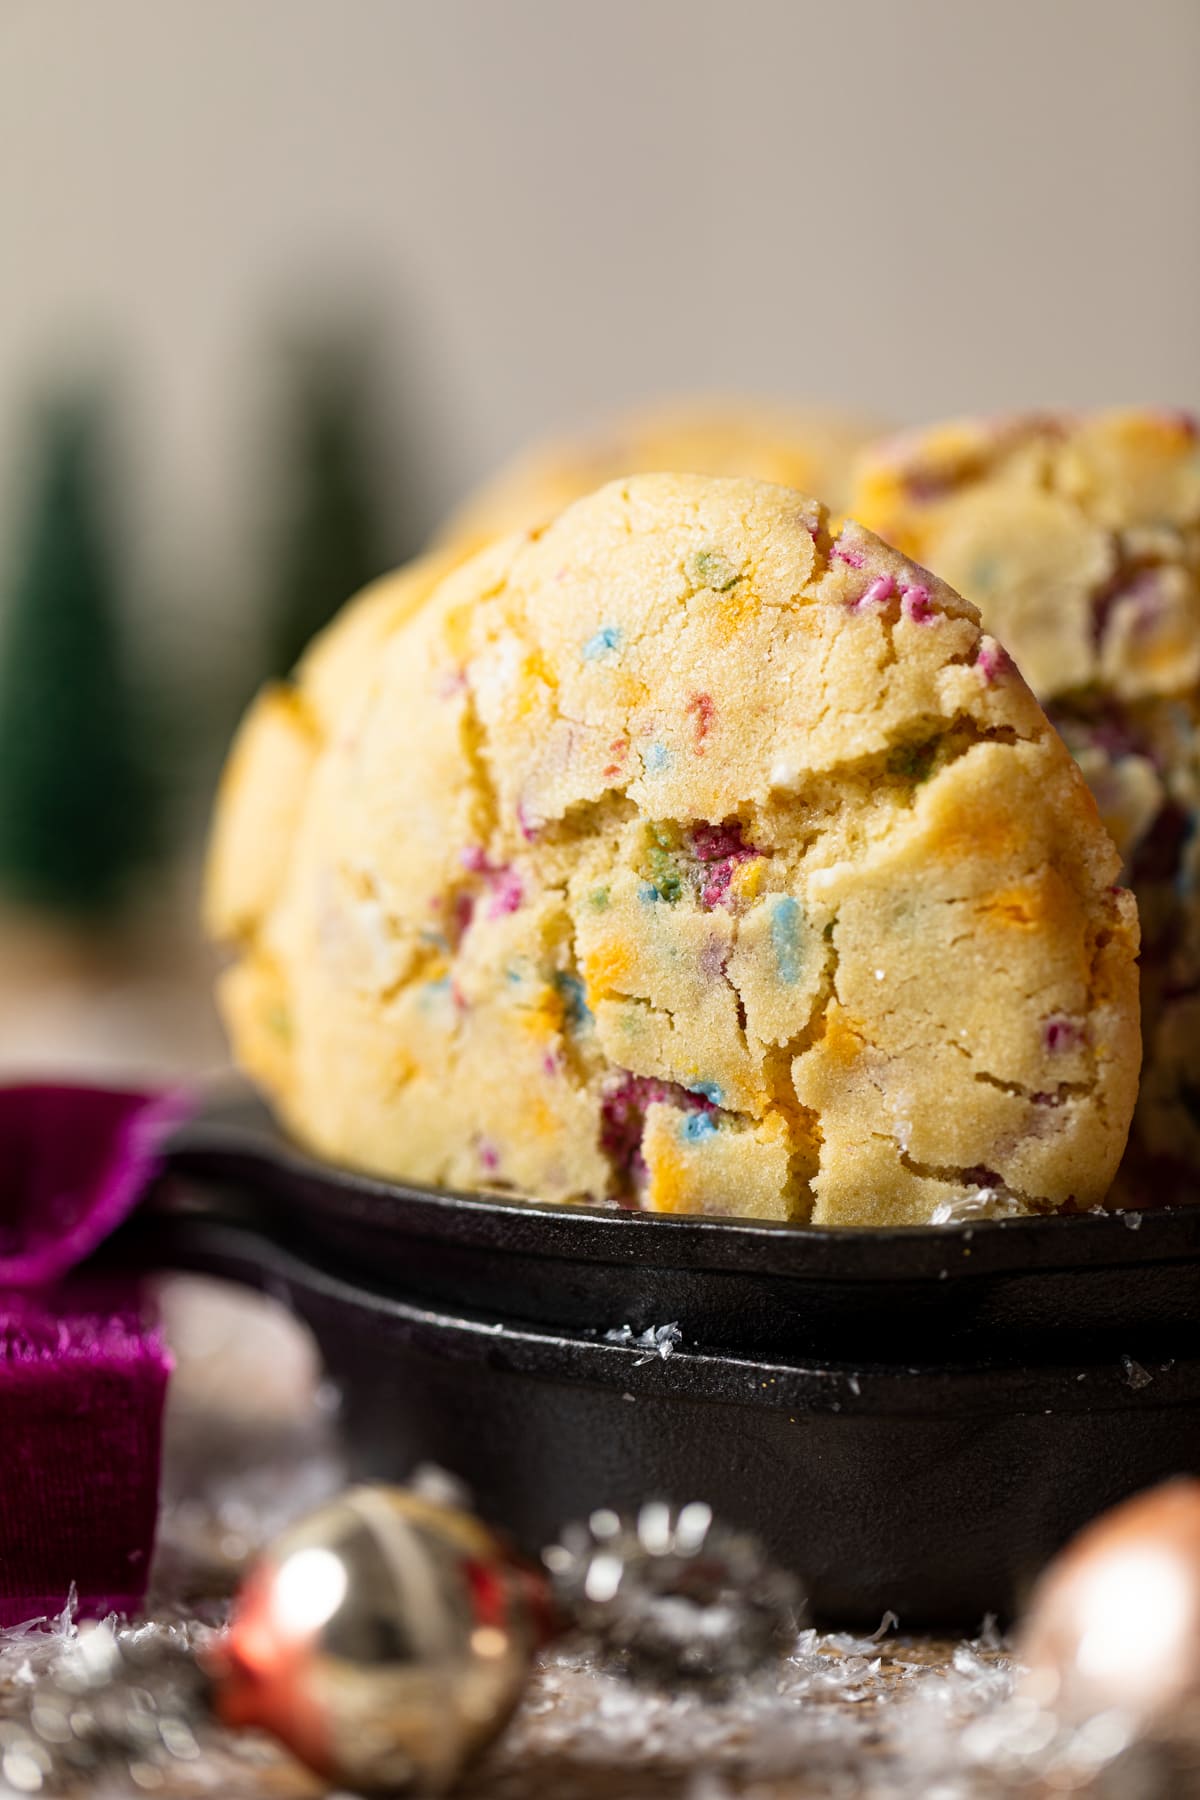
[1019,1477,1200,1732]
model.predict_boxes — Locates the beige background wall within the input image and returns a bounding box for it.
[2,0,1199,607]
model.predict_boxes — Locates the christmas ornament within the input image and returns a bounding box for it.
[214,1485,553,1793]
[0,1485,803,1795]
[1019,1477,1200,1730]
[545,1499,802,1681]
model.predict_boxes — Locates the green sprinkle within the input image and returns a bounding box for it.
[646,843,682,903]
[887,739,938,783]
[589,886,610,911]
[969,555,1001,594]
[656,869,682,903]
[688,548,742,592]
[553,971,592,1030]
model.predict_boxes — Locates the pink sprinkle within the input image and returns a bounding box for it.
[698,936,729,982]
[686,692,716,754]
[600,1073,716,1191]
[451,891,475,939]
[831,541,866,570]
[542,1051,560,1077]
[976,639,1010,685]
[901,583,936,624]
[904,469,957,504]
[603,737,629,779]
[1044,1016,1083,1053]
[692,821,753,863]
[1115,569,1168,635]
[485,867,524,919]
[478,1140,500,1173]
[854,574,896,610]
[516,801,539,843]
[701,867,734,909]
[692,820,760,910]
[437,668,468,699]
[460,846,524,918]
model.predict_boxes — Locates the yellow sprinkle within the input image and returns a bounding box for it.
[821,1004,865,1068]
[516,989,565,1037]
[731,858,765,902]
[582,939,633,1005]
[522,1095,559,1140]
[442,604,474,665]
[924,801,1021,866]
[646,1142,686,1214]
[516,648,558,718]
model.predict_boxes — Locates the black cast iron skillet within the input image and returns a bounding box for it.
[116,1091,1200,1629]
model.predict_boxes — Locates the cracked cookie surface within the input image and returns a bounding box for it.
[206,474,1139,1226]
[851,410,1200,1203]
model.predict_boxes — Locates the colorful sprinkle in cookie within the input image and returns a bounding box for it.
[207,474,1139,1226]
[437,398,879,557]
[852,409,1200,1201]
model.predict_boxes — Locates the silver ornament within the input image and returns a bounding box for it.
[543,1499,804,1681]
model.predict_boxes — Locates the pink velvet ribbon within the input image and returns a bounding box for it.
[0,1084,192,1625]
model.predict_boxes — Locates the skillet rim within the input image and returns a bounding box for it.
[166,1093,1200,1285]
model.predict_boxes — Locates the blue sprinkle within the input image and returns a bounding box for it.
[554,971,592,1030]
[637,881,660,904]
[582,625,622,661]
[680,1113,718,1143]
[420,974,453,1011]
[771,895,803,985]
[644,742,671,774]
[689,1080,723,1105]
